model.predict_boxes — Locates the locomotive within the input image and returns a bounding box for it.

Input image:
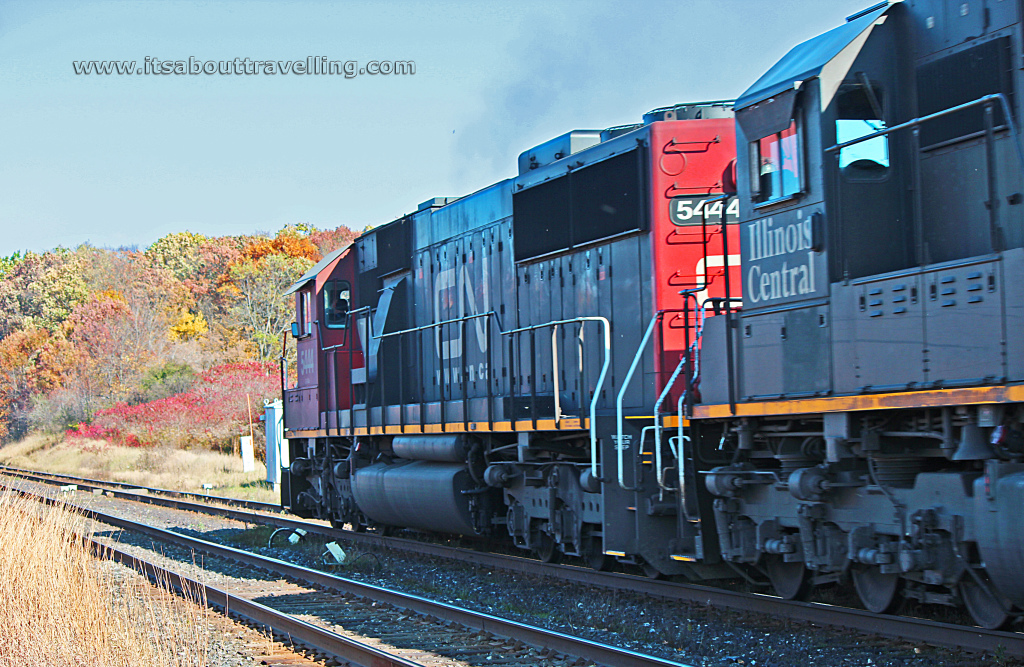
[281,99,739,578]
[282,0,1024,629]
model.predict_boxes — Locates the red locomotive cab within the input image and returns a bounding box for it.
[647,112,741,403]
[282,245,360,433]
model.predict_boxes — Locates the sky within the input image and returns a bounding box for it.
[0,0,872,257]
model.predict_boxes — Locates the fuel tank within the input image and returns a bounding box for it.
[391,434,470,462]
[351,460,478,535]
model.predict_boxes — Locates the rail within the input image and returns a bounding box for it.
[9,470,1024,658]
[14,480,695,667]
[0,465,282,512]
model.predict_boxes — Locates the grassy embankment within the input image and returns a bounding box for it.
[0,488,214,666]
[0,434,278,503]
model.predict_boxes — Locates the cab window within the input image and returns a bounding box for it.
[751,120,801,203]
[293,289,313,338]
[324,280,350,329]
[837,83,888,178]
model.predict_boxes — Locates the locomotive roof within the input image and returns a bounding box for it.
[283,244,350,295]
[735,1,894,112]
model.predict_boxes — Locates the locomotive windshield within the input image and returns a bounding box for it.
[324,280,350,329]
[751,120,801,203]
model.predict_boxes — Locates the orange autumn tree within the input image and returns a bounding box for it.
[0,222,361,445]
[0,326,76,440]
[221,228,318,361]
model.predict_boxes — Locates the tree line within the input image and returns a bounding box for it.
[0,224,357,447]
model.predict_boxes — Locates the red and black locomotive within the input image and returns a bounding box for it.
[283,0,1024,628]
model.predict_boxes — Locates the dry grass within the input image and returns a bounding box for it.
[0,434,278,503]
[0,488,211,666]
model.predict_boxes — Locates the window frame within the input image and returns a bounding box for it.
[835,82,891,183]
[294,289,313,338]
[751,115,805,208]
[323,279,351,330]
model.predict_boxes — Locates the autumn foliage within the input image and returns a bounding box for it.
[75,362,279,449]
[0,223,358,449]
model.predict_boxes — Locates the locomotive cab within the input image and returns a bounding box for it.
[281,245,360,518]
[696,0,1024,626]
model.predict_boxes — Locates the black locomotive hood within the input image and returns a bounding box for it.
[735,2,895,115]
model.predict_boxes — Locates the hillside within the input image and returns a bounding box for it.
[0,224,357,451]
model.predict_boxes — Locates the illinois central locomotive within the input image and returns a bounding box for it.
[282,0,1024,628]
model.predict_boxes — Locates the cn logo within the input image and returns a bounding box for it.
[434,257,490,360]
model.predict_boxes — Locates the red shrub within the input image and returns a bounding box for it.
[77,362,279,450]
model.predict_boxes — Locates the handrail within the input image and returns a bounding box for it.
[654,355,687,492]
[551,326,563,424]
[337,308,611,477]
[824,93,1024,170]
[504,317,611,481]
[677,390,690,517]
[825,92,1024,278]
[615,309,687,490]
[371,311,496,340]
[653,293,706,493]
[616,314,659,490]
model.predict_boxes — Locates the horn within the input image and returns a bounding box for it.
[952,423,994,461]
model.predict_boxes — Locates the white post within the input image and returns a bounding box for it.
[263,399,286,487]
[240,436,255,473]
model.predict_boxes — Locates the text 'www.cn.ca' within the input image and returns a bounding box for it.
[72,57,415,77]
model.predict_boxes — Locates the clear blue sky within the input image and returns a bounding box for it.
[0,0,871,256]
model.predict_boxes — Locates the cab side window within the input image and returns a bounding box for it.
[751,120,802,203]
[293,289,313,338]
[324,280,351,329]
[836,83,888,179]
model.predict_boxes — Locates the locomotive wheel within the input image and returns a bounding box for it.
[960,575,1013,630]
[852,565,902,613]
[583,537,611,571]
[642,560,666,580]
[764,555,811,600]
[534,534,561,564]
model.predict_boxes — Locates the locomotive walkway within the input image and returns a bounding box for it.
[5,466,1024,661]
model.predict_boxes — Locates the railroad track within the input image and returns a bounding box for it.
[0,463,280,512]
[5,466,1024,659]
[10,479,694,667]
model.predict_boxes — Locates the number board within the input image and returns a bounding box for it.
[669,196,739,226]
